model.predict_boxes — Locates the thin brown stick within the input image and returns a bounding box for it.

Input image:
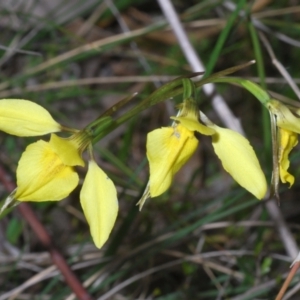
[275,261,300,300]
[0,166,93,300]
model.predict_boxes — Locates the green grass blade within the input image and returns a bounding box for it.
[205,0,248,76]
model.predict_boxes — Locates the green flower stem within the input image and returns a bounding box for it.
[247,17,271,165]
[85,116,114,140]
[182,78,196,99]
[204,0,248,77]
[209,77,271,106]
[88,61,256,144]
[91,76,188,143]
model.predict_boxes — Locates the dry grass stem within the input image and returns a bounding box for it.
[157,0,244,134]
[259,32,300,100]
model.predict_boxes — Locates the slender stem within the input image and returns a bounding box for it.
[269,111,279,200]
[0,166,93,300]
[265,199,299,259]
[156,0,244,134]
[275,261,300,300]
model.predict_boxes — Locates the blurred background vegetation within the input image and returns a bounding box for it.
[0,0,300,299]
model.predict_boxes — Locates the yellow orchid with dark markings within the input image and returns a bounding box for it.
[138,99,267,210]
[267,99,300,194]
[0,99,118,249]
[137,100,215,209]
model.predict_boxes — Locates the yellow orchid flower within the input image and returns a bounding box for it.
[137,100,215,209]
[138,100,267,209]
[267,99,300,191]
[0,99,118,249]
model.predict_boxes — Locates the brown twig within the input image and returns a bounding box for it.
[0,165,94,300]
[275,261,300,300]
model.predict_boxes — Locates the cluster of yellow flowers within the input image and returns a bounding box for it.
[0,100,117,249]
[0,95,299,249]
[138,99,267,209]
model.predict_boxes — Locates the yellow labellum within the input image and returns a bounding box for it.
[209,125,267,199]
[15,140,79,201]
[0,99,61,136]
[80,160,118,249]
[49,134,85,167]
[147,124,198,197]
[268,100,300,133]
[171,116,215,135]
[278,128,298,186]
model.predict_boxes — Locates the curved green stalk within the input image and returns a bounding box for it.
[88,61,255,144]
[208,77,271,105]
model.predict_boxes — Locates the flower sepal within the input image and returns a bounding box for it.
[0,99,61,136]
[80,160,118,248]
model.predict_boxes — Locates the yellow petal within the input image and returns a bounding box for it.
[49,134,85,167]
[80,160,118,249]
[15,140,79,201]
[0,99,61,136]
[171,116,215,135]
[147,124,198,197]
[268,100,300,133]
[278,128,298,186]
[209,125,267,199]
